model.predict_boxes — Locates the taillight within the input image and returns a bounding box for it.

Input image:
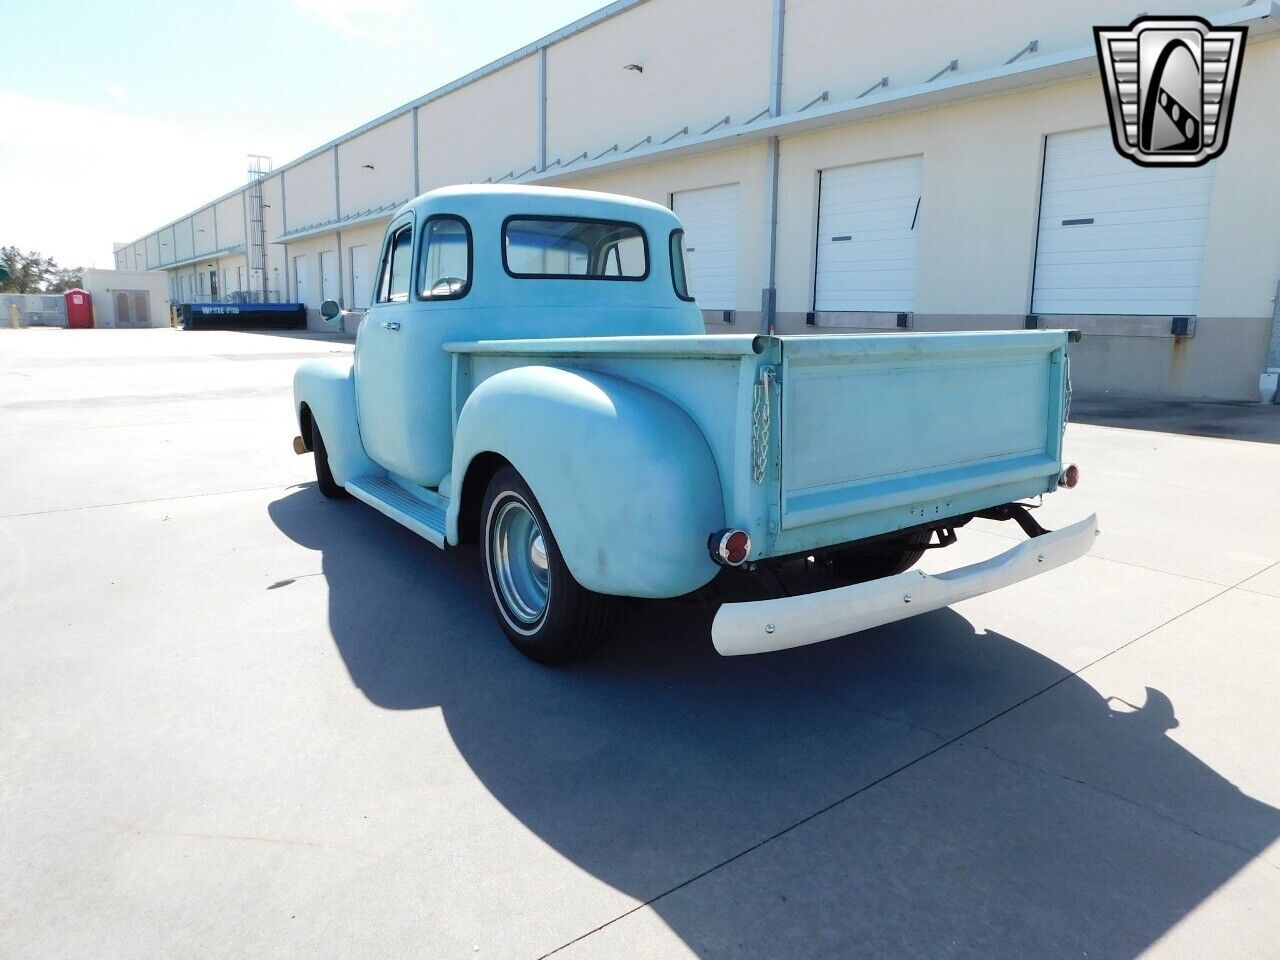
[1059,463,1080,489]
[710,529,751,566]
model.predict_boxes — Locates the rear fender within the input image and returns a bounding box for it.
[449,365,724,598]
[293,359,377,485]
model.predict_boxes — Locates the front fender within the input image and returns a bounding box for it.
[293,359,376,486]
[450,365,724,598]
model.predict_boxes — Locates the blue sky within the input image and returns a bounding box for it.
[0,0,608,267]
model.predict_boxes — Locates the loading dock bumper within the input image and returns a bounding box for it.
[711,513,1099,656]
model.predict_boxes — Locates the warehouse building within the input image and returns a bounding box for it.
[115,0,1280,401]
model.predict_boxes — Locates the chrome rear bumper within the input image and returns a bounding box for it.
[711,513,1099,656]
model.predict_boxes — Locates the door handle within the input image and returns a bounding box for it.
[382,320,401,331]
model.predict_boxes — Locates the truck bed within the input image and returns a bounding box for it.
[444,330,1071,561]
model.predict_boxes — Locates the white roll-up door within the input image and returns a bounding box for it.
[815,155,923,312]
[349,244,371,308]
[293,256,309,303]
[672,183,739,311]
[1032,128,1215,315]
[320,250,339,303]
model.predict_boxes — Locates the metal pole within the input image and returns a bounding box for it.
[333,146,341,220]
[333,148,344,310]
[761,0,785,335]
[337,230,345,310]
[412,105,421,196]
[539,46,549,171]
[280,177,289,300]
[768,0,784,118]
[1260,278,1280,403]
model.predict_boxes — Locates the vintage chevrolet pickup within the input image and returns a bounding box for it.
[292,184,1097,663]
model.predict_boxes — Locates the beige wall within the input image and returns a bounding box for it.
[172,220,193,263]
[283,152,336,230]
[134,0,1279,398]
[215,194,246,250]
[192,206,216,256]
[783,0,1245,111]
[338,115,414,217]
[419,57,540,189]
[1198,35,1280,320]
[546,0,772,166]
[158,226,177,267]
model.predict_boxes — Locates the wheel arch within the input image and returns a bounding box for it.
[298,402,314,450]
[455,451,511,545]
[447,365,724,598]
[292,359,376,485]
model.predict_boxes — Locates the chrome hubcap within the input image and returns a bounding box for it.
[491,499,550,625]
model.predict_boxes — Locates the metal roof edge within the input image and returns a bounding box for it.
[272,202,408,244]
[529,1,1279,184]
[131,0,1276,257]
[126,0,652,249]
[155,244,248,271]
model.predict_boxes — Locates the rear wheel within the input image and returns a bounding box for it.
[826,530,931,584]
[311,425,347,499]
[481,466,616,663]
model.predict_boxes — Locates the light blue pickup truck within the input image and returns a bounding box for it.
[293,185,1097,663]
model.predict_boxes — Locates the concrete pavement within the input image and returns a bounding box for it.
[1,328,1277,959]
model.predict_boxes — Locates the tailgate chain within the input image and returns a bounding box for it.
[752,366,775,485]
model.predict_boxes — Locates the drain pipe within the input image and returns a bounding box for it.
[1261,278,1280,403]
[760,0,785,336]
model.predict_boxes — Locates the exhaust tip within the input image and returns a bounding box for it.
[292,435,308,455]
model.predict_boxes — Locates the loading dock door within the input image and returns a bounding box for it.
[1032,128,1215,315]
[672,183,739,311]
[293,256,308,303]
[815,155,923,313]
[320,250,339,304]
[349,244,371,308]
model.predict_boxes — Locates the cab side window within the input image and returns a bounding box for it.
[377,224,413,303]
[418,217,472,299]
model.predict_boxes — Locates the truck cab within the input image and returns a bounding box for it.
[350,185,702,490]
[294,184,1096,663]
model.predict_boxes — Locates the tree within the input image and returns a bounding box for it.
[45,266,84,293]
[0,247,83,293]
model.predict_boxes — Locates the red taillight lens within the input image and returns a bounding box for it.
[711,529,752,566]
[1060,463,1080,489]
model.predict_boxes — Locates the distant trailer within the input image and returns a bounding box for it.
[180,302,306,331]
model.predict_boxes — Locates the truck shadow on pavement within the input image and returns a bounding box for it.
[269,488,1280,959]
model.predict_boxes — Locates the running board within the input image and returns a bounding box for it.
[345,475,448,547]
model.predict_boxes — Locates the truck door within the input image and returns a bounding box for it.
[355,213,471,489]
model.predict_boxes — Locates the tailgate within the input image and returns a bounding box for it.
[778,331,1068,535]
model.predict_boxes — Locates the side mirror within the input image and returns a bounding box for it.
[319,299,342,323]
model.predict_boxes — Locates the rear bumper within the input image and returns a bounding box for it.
[711,513,1099,656]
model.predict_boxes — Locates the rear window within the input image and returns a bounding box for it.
[503,217,648,280]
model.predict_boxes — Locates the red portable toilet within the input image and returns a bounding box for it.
[65,289,93,328]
